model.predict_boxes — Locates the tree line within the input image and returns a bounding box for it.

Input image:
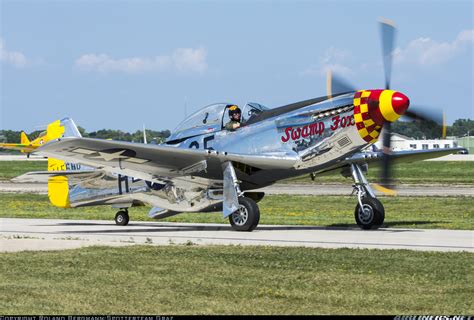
[0,127,171,144]
[0,119,472,145]
[391,118,473,139]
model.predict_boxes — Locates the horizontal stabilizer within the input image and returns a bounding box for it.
[148,207,181,220]
[0,143,33,152]
[12,170,100,183]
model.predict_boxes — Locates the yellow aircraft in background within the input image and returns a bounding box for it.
[0,120,64,156]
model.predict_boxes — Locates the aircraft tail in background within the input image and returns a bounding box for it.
[47,158,71,208]
[0,117,81,154]
[46,117,83,208]
[20,131,30,145]
[59,117,82,139]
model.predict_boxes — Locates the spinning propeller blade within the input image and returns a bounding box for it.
[379,18,397,90]
[404,106,446,138]
[404,108,441,124]
[326,70,356,99]
[378,18,397,191]
[442,112,447,139]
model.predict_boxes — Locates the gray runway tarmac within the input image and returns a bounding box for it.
[256,183,474,197]
[1,218,472,253]
[1,182,473,196]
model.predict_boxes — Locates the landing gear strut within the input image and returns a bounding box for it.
[350,163,385,230]
[115,209,129,226]
[222,161,261,232]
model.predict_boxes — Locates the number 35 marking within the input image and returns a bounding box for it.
[189,135,215,150]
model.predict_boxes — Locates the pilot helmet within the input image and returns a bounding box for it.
[228,105,241,117]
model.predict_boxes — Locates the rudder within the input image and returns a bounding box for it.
[46,117,82,208]
[47,158,70,208]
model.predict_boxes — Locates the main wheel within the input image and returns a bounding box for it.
[115,210,129,226]
[229,197,260,232]
[354,197,385,230]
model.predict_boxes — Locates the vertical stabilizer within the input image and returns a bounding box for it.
[143,124,148,144]
[45,120,64,141]
[60,118,82,138]
[20,131,30,145]
[43,118,82,208]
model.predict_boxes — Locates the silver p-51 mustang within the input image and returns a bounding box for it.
[17,20,463,231]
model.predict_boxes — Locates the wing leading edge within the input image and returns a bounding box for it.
[348,147,467,166]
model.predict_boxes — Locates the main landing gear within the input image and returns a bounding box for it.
[115,209,129,226]
[350,163,385,230]
[222,161,261,232]
[228,197,260,232]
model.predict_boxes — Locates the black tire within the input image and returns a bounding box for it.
[115,210,129,226]
[228,197,260,231]
[354,197,385,230]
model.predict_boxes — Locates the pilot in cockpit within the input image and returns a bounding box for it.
[224,105,242,131]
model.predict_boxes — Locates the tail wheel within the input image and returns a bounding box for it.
[229,197,260,232]
[354,197,385,230]
[115,210,129,226]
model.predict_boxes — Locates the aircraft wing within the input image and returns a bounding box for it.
[36,137,298,183]
[312,147,466,178]
[348,147,466,166]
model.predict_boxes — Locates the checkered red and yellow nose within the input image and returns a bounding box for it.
[353,89,410,143]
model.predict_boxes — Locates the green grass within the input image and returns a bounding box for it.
[0,160,46,180]
[0,245,472,314]
[1,160,473,184]
[285,161,474,184]
[2,193,473,230]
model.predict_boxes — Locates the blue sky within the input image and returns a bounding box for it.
[1,0,473,132]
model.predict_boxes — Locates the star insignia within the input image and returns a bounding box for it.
[91,150,128,161]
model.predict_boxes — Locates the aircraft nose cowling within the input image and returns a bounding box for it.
[363,89,410,126]
[352,89,410,143]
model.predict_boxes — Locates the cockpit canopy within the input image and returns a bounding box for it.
[166,102,269,142]
[241,102,269,123]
